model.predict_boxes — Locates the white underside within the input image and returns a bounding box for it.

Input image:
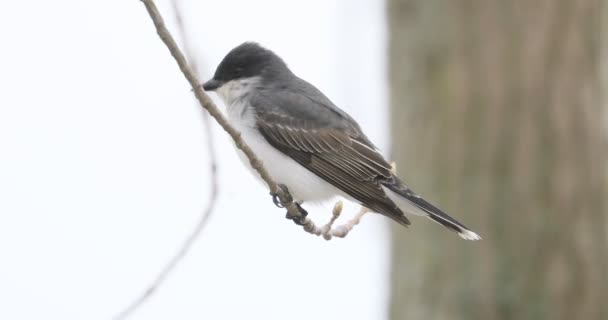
[233,121,353,204]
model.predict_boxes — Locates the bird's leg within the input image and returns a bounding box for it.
[270,184,291,208]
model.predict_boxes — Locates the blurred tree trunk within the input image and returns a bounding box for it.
[388,1,607,319]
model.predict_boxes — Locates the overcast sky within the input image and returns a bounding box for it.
[0,1,390,319]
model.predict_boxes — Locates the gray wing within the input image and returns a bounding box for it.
[251,82,410,226]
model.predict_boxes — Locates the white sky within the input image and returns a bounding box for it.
[0,1,390,319]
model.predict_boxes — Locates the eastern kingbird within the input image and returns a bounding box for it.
[203,42,480,240]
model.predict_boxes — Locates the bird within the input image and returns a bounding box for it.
[203,42,480,240]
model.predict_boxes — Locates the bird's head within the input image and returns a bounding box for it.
[203,42,290,93]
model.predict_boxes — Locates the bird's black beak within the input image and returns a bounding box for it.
[202,79,224,91]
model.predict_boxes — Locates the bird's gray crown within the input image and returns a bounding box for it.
[211,42,290,82]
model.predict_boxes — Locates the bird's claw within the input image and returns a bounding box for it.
[270,184,292,208]
[271,193,283,208]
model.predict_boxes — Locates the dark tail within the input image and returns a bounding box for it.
[406,194,481,240]
[383,177,481,240]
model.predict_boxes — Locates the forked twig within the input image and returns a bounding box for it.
[317,201,369,240]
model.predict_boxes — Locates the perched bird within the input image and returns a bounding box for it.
[203,42,480,240]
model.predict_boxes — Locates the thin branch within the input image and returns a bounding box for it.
[318,201,369,240]
[113,2,219,319]
[113,181,218,320]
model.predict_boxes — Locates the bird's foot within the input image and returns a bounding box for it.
[270,184,308,225]
[270,184,292,208]
[287,202,308,226]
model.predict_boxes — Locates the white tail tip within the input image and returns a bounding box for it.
[458,229,482,241]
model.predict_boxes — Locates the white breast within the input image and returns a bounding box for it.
[217,78,349,204]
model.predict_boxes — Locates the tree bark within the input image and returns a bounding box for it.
[388,1,608,319]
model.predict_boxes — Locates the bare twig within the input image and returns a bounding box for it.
[317,201,369,240]
[113,179,218,320]
[113,2,219,319]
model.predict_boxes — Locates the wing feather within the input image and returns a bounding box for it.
[256,112,410,226]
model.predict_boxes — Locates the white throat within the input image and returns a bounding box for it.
[215,76,262,107]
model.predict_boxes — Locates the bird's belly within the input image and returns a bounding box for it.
[233,126,340,203]
[225,100,350,204]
